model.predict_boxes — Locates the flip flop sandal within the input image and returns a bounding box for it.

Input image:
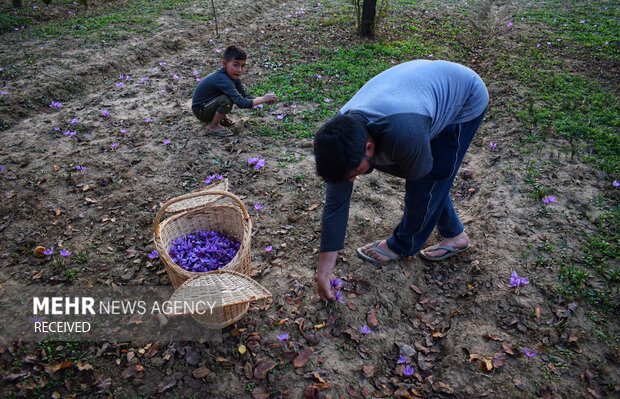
[418,244,469,262]
[206,127,234,137]
[356,240,401,264]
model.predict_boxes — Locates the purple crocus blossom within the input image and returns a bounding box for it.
[43,247,54,256]
[50,101,62,109]
[509,271,529,288]
[0,90,8,96]
[542,195,557,205]
[115,82,125,88]
[403,364,415,376]
[276,114,285,120]
[330,277,343,290]
[247,157,259,165]
[523,347,537,358]
[334,290,344,304]
[265,245,273,252]
[101,109,110,118]
[0,165,4,172]
[489,142,497,150]
[613,180,619,187]
[193,69,199,76]
[168,230,240,272]
[147,250,159,259]
[324,98,332,103]
[163,139,171,145]
[397,354,407,364]
[277,332,289,341]
[254,159,266,170]
[506,21,513,28]
[203,174,224,185]
[360,325,371,335]
[139,77,150,84]
[70,118,79,125]
[254,203,263,211]
[59,249,72,257]
[53,127,61,132]
[172,74,180,80]
[120,128,127,134]
[64,130,77,137]
[75,165,87,173]
[111,142,119,150]
[145,117,152,123]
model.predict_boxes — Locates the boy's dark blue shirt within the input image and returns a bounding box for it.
[192,67,255,113]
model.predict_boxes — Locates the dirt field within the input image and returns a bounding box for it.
[0,0,618,398]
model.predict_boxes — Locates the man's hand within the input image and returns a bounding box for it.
[316,251,338,302]
[263,92,277,104]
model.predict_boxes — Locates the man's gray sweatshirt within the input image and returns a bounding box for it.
[320,60,489,252]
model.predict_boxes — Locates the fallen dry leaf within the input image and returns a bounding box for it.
[252,386,270,399]
[367,309,378,328]
[294,348,313,368]
[253,359,277,379]
[346,385,359,397]
[193,366,211,379]
[44,360,72,374]
[492,352,507,369]
[362,363,375,377]
[157,375,177,393]
[502,342,515,355]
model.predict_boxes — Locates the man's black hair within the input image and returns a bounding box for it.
[223,45,247,61]
[314,113,368,183]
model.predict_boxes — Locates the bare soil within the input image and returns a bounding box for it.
[0,0,618,398]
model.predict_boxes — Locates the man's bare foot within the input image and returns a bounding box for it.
[206,124,233,137]
[419,232,470,261]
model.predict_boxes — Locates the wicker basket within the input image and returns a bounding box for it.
[154,185,252,288]
[168,270,272,329]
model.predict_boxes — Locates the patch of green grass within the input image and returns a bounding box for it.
[518,1,619,60]
[5,0,197,41]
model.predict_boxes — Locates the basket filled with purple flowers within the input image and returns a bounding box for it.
[154,184,252,288]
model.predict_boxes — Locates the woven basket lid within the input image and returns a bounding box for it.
[164,179,230,213]
[167,270,272,316]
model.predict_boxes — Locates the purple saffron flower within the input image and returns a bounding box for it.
[59,249,72,257]
[489,142,497,150]
[160,88,167,94]
[119,74,125,80]
[315,74,323,79]
[542,195,557,205]
[53,127,61,132]
[360,325,371,335]
[536,43,541,48]
[397,354,407,364]
[172,74,180,80]
[147,250,159,259]
[324,98,332,103]
[158,61,167,66]
[276,114,285,120]
[265,245,273,252]
[75,165,86,173]
[506,21,513,28]
[43,247,54,256]
[145,117,152,123]
[403,364,415,376]
[111,142,119,150]
[277,332,289,341]
[101,109,110,118]
[139,77,149,84]
[63,130,76,137]
[254,203,263,211]
[0,165,4,172]
[290,103,298,109]
[193,69,199,76]
[69,118,79,125]
[254,159,266,171]
[115,82,125,88]
[253,104,264,109]
[196,77,201,82]
[50,101,62,109]
[163,139,171,145]
[509,271,529,288]
[613,180,619,187]
[330,277,343,290]
[120,128,127,135]
[0,90,8,96]
[523,347,537,358]
[247,157,259,165]
[334,290,344,304]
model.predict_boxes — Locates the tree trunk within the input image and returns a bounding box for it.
[359,0,377,37]
[12,0,23,8]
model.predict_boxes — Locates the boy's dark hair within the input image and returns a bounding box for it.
[223,45,247,61]
[314,114,368,183]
